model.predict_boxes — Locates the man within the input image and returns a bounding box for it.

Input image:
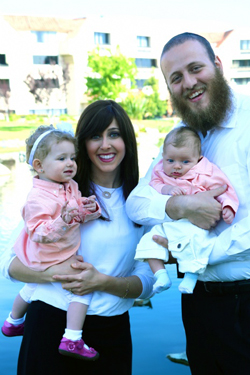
[126,32,250,374]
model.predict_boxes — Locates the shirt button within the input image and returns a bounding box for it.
[177,243,181,249]
[59,185,63,189]
[62,227,67,231]
[53,190,57,194]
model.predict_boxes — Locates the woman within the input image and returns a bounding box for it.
[2,100,154,375]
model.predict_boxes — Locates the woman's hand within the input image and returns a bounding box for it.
[45,254,84,280]
[8,255,84,284]
[52,261,105,295]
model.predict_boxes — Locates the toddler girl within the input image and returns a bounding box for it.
[1,124,101,361]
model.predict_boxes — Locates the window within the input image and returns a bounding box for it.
[232,60,250,68]
[31,31,57,43]
[29,108,66,115]
[0,54,7,65]
[137,36,150,48]
[135,58,157,68]
[135,79,147,89]
[33,56,59,65]
[94,32,110,45]
[240,40,250,50]
[233,78,250,85]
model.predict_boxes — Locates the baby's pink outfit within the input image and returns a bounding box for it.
[14,176,101,306]
[149,156,239,212]
[14,176,101,271]
[135,156,239,280]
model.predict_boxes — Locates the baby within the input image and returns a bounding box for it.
[135,127,239,294]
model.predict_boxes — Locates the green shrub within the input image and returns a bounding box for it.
[121,92,147,120]
[142,75,167,119]
[25,114,38,121]
[136,119,175,134]
[144,93,167,119]
[59,114,77,123]
[9,114,22,121]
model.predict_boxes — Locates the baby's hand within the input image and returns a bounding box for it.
[161,185,187,196]
[222,206,235,224]
[82,195,97,213]
[61,201,78,224]
[171,187,187,196]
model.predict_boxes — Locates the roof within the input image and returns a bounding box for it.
[202,30,234,47]
[3,15,85,33]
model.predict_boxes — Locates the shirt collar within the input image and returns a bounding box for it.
[217,89,237,130]
[179,157,212,180]
[33,176,66,197]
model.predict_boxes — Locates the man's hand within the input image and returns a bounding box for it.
[152,235,177,264]
[166,185,227,230]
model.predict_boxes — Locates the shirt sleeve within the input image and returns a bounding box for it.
[209,215,250,265]
[77,198,102,223]
[126,148,173,226]
[130,259,154,299]
[204,162,239,213]
[208,141,250,265]
[23,199,78,243]
[157,196,250,267]
[149,161,167,194]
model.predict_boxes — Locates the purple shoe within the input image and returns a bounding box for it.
[58,338,99,361]
[1,320,24,337]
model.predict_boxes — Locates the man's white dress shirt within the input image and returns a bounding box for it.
[127,91,250,282]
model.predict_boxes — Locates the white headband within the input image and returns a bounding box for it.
[28,122,74,166]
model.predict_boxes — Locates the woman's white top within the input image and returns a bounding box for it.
[1,185,154,316]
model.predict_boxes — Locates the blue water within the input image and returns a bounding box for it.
[0,269,190,375]
[131,268,190,375]
[0,159,190,375]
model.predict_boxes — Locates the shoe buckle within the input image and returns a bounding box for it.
[67,342,76,351]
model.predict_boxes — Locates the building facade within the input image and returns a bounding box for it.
[0,15,249,116]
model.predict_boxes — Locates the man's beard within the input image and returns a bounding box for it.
[169,68,233,135]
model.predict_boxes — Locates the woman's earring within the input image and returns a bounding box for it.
[40,169,43,173]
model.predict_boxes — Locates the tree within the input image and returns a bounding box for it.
[86,47,137,102]
[142,75,167,119]
[121,92,147,120]
[24,61,70,116]
[121,75,167,120]
[0,79,11,121]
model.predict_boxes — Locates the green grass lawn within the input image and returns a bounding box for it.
[134,118,177,133]
[0,118,178,154]
[0,121,76,154]
[0,123,35,153]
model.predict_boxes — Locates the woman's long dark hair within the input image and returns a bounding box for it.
[75,100,139,218]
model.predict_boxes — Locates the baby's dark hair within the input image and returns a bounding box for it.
[26,125,77,164]
[163,127,201,155]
